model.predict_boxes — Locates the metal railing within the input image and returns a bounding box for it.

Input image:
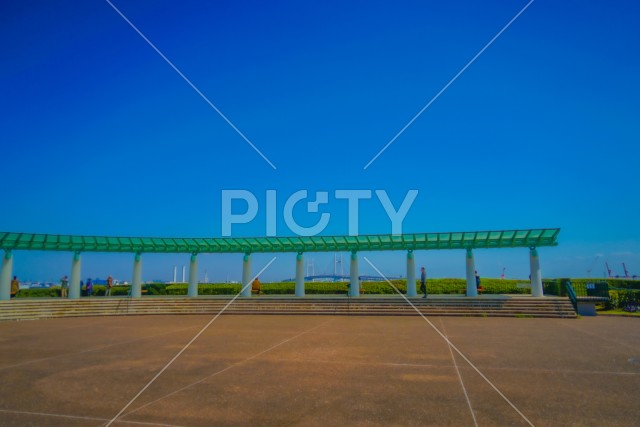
[565,281,578,312]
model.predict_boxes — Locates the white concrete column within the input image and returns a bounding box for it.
[69,251,82,299]
[295,252,305,297]
[530,247,543,297]
[465,249,478,297]
[241,253,252,297]
[0,250,13,301]
[132,252,142,298]
[406,250,416,297]
[349,251,359,297]
[188,253,198,297]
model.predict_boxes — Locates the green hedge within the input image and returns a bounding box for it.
[144,282,170,295]
[15,285,130,298]
[543,278,640,297]
[92,285,129,296]
[154,279,533,296]
[14,278,640,298]
[605,279,640,290]
[165,283,242,295]
[16,287,61,298]
[421,278,531,295]
[605,290,640,310]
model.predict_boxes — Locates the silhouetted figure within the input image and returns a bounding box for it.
[105,275,113,296]
[252,277,261,295]
[420,267,427,298]
[10,276,19,298]
[60,275,69,298]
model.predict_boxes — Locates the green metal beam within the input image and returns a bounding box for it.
[0,229,560,254]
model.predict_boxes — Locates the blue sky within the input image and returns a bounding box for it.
[1,0,639,283]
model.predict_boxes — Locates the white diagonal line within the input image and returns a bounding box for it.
[0,323,199,371]
[104,256,277,427]
[363,0,535,170]
[105,0,277,170]
[439,318,478,427]
[119,319,334,419]
[363,256,535,427]
[0,408,184,426]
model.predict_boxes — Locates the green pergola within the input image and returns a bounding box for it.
[0,228,559,300]
[0,228,559,254]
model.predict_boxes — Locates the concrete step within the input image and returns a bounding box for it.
[0,296,576,320]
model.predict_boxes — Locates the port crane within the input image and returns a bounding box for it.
[605,262,638,279]
[621,263,637,279]
[587,255,601,277]
[605,261,614,278]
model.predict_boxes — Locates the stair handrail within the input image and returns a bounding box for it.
[565,280,578,312]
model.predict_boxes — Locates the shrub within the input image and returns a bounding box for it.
[543,279,564,296]
[91,285,129,296]
[164,283,242,295]
[17,277,638,298]
[15,285,130,297]
[144,283,169,295]
[606,289,640,309]
[261,282,296,294]
[15,287,61,298]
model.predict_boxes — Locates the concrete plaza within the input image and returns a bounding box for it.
[0,314,638,426]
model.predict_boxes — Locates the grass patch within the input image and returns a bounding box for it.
[596,308,640,317]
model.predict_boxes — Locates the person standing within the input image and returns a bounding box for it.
[475,270,482,293]
[420,267,427,298]
[10,276,19,298]
[105,275,113,296]
[86,278,93,297]
[60,275,69,298]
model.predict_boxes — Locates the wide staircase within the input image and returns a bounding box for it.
[0,296,576,321]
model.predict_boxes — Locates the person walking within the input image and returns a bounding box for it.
[105,275,113,296]
[86,278,93,297]
[420,267,427,298]
[10,276,19,298]
[60,275,69,298]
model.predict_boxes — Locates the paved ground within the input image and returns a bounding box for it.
[0,314,639,426]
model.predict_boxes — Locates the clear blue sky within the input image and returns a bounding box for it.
[1,0,639,282]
